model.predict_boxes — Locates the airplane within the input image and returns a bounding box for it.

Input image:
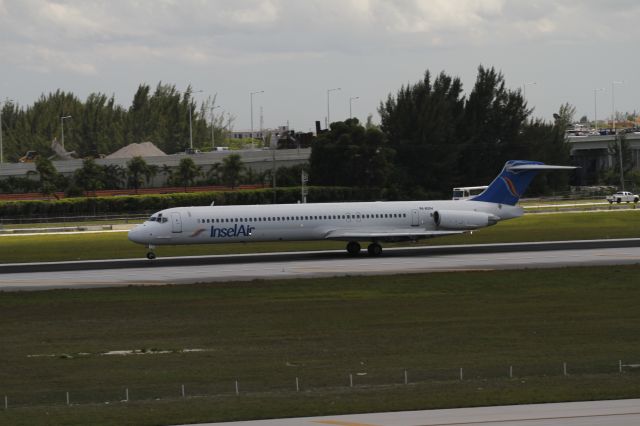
[128,160,575,259]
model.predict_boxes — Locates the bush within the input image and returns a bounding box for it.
[0,187,385,219]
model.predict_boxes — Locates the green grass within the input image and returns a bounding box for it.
[1,210,639,263]
[1,266,640,425]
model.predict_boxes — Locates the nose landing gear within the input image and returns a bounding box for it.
[146,244,156,260]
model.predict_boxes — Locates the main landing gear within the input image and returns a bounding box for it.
[346,241,361,256]
[345,241,383,257]
[367,242,382,257]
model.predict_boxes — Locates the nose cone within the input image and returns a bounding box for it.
[128,224,148,245]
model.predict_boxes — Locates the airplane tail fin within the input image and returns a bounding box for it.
[471,160,575,206]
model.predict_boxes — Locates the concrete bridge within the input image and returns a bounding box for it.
[569,133,640,185]
[0,148,311,187]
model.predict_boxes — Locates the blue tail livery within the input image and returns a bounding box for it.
[471,160,575,206]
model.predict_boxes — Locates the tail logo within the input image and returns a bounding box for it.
[501,176,520,198]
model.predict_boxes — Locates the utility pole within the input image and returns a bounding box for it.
[612,81,624,189]
[61,115,72,149]
[250,90,264,149]
[189,89,203,150]
[327,87,341,128]
[349,96,359,119]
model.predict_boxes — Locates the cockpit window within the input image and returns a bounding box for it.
[149,216,157,222]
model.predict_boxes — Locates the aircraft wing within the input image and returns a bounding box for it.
[324,228,465,242]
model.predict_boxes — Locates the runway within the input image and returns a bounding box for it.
[1,239,639,291]
[179,398,640,425]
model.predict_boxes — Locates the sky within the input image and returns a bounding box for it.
[1,0,640,132]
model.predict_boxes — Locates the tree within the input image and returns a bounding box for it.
[221,154,246,189]
[311,118,394,189]
[173,157,201,191]
[126,156,153,192]
[379,70,464,197]
[73,158,105,194]
[101,164,126,189]
[457,66,531,187]
[31,156,60,198]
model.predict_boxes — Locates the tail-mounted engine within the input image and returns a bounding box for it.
[433,210,499,230]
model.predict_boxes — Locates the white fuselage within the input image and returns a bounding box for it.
[128,200,523,246]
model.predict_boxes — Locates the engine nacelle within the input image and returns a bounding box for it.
[433,210,499,230]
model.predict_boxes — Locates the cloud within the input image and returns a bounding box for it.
[1,0,639,75]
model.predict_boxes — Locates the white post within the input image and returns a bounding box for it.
[459,368,464,381]
[0,104,3,164]
[66,391,70,406]
[349,374,353,387]
[181,384,185,398]
[327,87,341,127]
[235,380,239,395]
[125,388,129,402]
[295,377,300,392]
[619,360,623,373]
[404,370,408,385]
[509,365,513,379]
[4,395,7,410]
[563,362,567,376]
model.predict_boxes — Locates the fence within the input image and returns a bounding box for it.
[3,359,639,410]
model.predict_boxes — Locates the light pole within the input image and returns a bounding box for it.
[522,82,536,99]
[0,99,13,164]
[250,90,264,147]
[593,88,605,132]
[612,80,624,189]
[349,96,359,119]
[189,89,204,150]
[327,87,341,128]
[210,105,221,150]
[60,115,72,149]
[611,81,624,133]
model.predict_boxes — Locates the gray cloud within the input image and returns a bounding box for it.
[1,0,639,129]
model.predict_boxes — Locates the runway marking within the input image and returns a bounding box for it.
[406,410,640,425]
[312,421,380,426]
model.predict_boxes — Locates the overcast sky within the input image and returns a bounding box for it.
[1,0,639,132]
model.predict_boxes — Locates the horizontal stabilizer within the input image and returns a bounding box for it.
[507,164,577,172]
[471,160,576,206]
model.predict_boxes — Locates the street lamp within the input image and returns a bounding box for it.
[250,90,264,141]
[210,105,221,150]
[189,89,204,150]
[349,96,359,119]
[60,115,72,149]
[522,82,536,99]
[612,80,624,189]
[611,81,624,133]
[327,87,341,128]
[0,99,14,164]
[593,88,605,132]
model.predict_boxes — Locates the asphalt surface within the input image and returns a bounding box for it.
[178,398,640,426]
[1,238,639,291]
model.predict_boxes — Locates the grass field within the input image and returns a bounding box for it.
[1,266,640,425]
[1,210,639,263]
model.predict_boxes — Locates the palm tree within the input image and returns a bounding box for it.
[175,157,201,191]
[221,154,246,189]
[33,156,61,198]
[101,164,126,189]
[126,156,152,193]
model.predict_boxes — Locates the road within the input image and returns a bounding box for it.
[1,239,638,291]
[177,398,640,426]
